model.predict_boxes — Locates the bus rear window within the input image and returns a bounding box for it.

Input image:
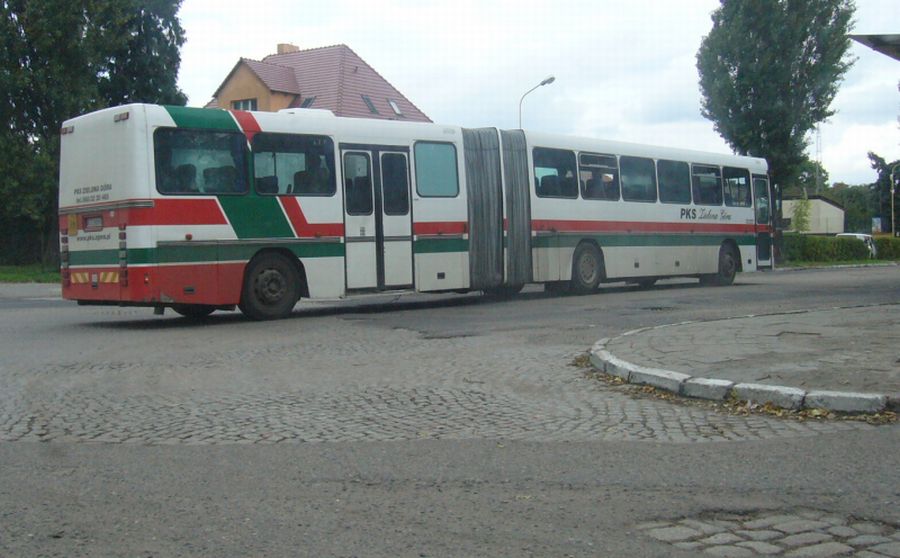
[154,128,248,195]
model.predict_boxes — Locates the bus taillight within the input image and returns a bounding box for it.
[60,233,70,286]
[118,224,128,286]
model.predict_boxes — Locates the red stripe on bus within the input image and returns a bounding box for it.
[279,197,344,237]
[531,219,758,234]
[413,221,467,235]
[230,110,261,142]
[129,199,228,226]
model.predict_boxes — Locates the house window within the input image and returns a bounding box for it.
[232,98,257,111]
[388,99,402,117]
[361,95,378,114]
[300,96,316,108]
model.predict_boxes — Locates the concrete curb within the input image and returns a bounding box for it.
[589,311,892,415]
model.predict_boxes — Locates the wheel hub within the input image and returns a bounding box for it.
[256,269,286,304]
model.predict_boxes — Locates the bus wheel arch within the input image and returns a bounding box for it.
[569,240,605,294]
[238,249,304,320]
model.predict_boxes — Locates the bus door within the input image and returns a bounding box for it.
[753,174,773,268]
[341,146,413,290]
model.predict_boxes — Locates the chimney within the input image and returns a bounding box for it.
[277,43,300,55]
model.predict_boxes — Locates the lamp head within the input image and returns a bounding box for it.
[540,76,556,86]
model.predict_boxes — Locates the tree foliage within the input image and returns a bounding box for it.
[0,0,186,264]
[696,0,855,191]
[867,152,900,234]
[791,190,811,233]
[830,182,877,233]
[783,158,830,198]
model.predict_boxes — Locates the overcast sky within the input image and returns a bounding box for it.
[178,0,898,186]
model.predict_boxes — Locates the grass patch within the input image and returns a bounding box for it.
[781,259,900,268]
[0,264,60,283]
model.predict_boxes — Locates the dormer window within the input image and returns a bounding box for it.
[232,98,258,111]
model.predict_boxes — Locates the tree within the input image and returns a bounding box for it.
[782,158,830,198]
[696,0,855,192]
[868,152,900,235]
[829,182,877,233]
[791,189,811,233]
[0,0,187,264]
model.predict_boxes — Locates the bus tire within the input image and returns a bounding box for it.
[701,244,737,287]
[172,304,215,319]
[570,243,603,294]
[239,253,300,320]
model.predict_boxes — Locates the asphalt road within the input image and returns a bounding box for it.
[1,266,898,557]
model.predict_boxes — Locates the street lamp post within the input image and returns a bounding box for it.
[891,163,899,237]
[518,76,555,129]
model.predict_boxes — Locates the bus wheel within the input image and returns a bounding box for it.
[570,243,603,294]
[702,244,737,287]
[239,253,300,320]
[172,304,215,319]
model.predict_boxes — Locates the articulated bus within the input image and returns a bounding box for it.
[59,104,773,320]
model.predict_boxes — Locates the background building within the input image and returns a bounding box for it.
[783,195,845,234]
[207,43,431,122]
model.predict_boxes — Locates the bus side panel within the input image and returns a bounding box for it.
[410,136,470,292]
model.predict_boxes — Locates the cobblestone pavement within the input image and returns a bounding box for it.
[0,313,880,446]
[639,508,900,557]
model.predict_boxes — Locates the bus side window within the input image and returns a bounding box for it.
[723,166,752,207]
[533,147,577,199]
[620,156,657,203]
[657,160,691,204]
[691,164,723,206]
[579,153,619,201]
[251,132,335,196]
[153,128,248,195]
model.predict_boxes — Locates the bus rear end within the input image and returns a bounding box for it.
[59,104,155,306]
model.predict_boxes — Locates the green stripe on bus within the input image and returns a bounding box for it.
[413,238,469,254]
[217,196,295,239]
[532,233,756,249]
[70,241,344,267]
[163,106,239,130]
[68,250,120,266]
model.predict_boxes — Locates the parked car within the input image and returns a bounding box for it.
[836,233,877,258]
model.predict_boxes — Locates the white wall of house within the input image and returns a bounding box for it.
[784,199,845,234]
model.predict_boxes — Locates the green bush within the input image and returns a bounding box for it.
[875,237,900,260]
[781,233,869,262]
[781,233,805,261]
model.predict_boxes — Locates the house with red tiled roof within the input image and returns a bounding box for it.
[206,43,431,122]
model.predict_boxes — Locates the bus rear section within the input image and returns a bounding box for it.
[59,105,158,306]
